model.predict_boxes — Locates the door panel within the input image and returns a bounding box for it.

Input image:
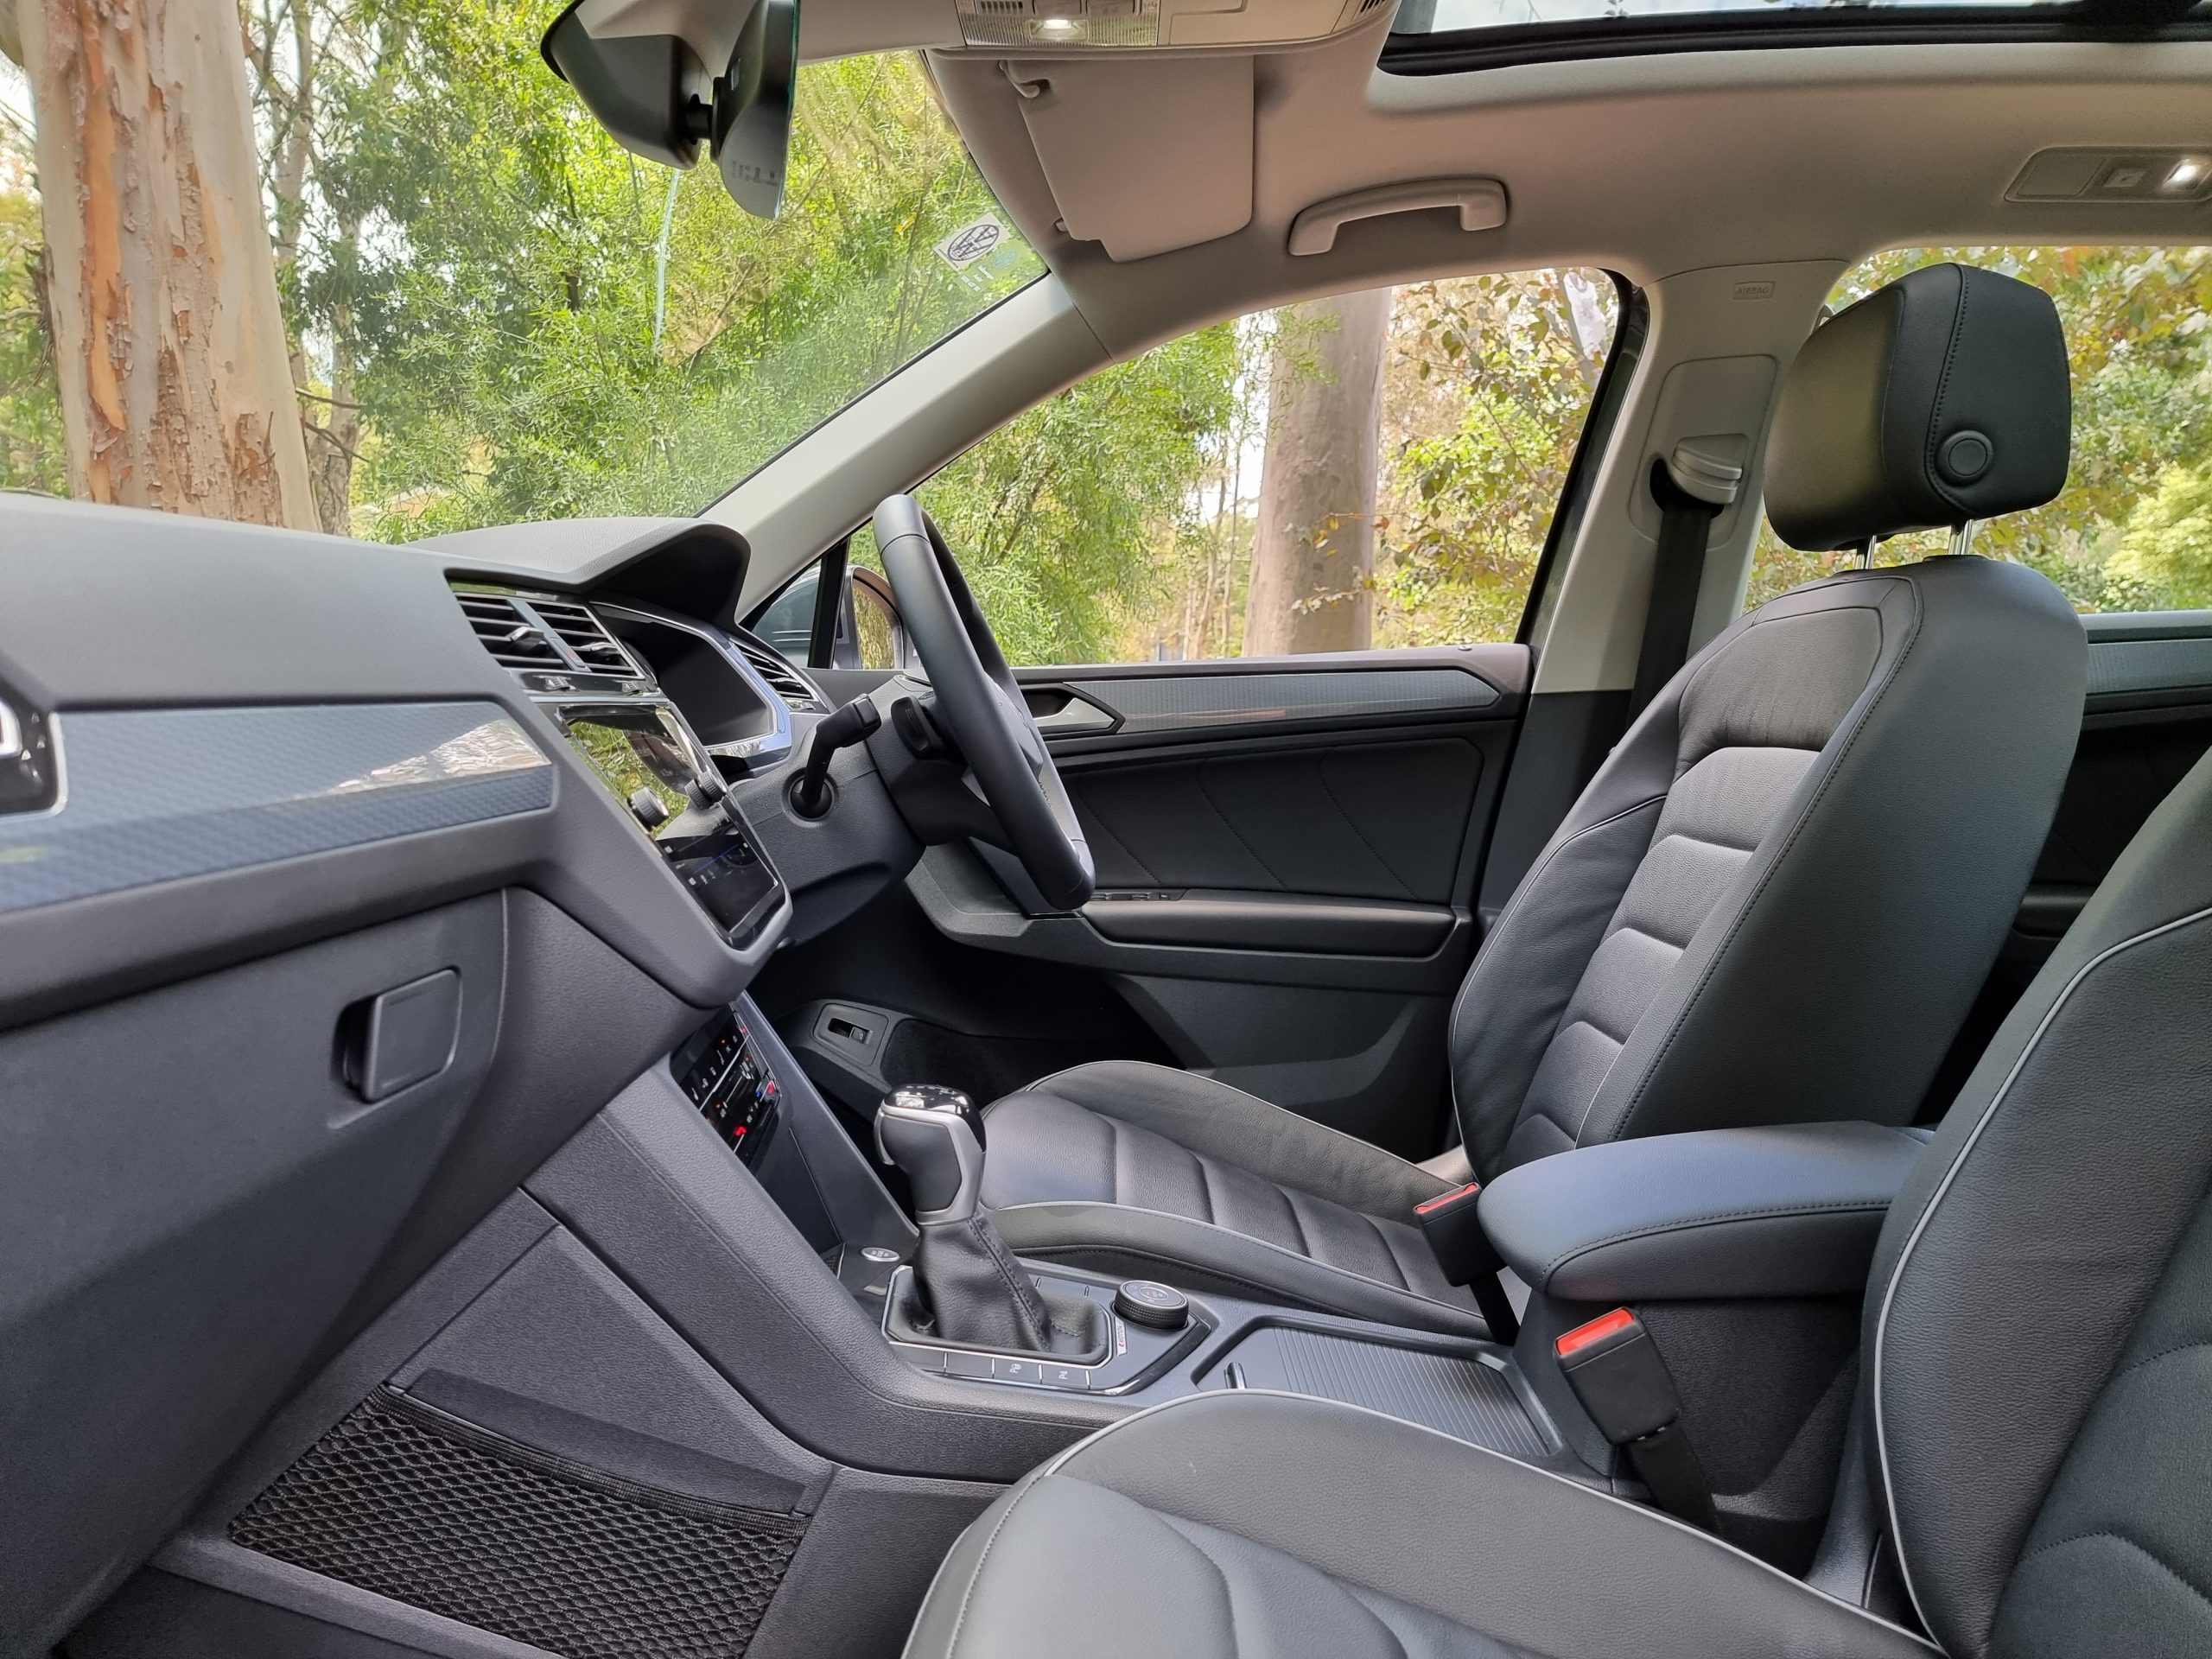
[768,649,1527,1158]
[1068,735,1484,906]
[962,648,1523,1155]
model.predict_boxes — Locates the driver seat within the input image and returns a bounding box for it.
[974,264,2087,1336]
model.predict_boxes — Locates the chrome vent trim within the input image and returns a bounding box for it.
[456,593,565,671]
[734,637,825,713]
[531,598,643,677]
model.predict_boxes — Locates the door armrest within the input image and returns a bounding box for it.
[1478,1122,1929,1302]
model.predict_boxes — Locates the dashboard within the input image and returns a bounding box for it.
[449,582,810,951]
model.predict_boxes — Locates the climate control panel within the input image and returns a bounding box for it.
[675,1007,779,1166]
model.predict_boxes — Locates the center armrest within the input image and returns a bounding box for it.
[1478,1122,1929,1303]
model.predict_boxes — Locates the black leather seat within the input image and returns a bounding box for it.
[976,264,2087,1336]
[908,690,2212,1659]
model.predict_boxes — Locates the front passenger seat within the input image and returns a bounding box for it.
[974,264,2088,1337]
[906,675,2212,1659]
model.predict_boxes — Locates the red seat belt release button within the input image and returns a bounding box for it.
[1554,1307,1718,1532]
[1413,1182,1497,1285]
[1555,1308,1678,1444]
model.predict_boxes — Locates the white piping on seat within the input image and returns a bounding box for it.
[1868,904,2212,1637]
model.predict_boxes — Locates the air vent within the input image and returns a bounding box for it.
[530,599,641,677]
[736,637,825,713]
[457,593,565,671]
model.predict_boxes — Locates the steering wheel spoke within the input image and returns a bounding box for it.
[871,496,1096,911]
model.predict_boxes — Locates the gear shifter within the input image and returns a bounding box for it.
[874,1086,1103,1357]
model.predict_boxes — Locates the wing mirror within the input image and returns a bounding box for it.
[541,0,798,219]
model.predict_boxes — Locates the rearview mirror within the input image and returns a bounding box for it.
[541,0,798,219]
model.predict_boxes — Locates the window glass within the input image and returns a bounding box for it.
[752,564,822,662]
[1745,246,2212,613]
[853,270,1619,666]
[0,35,1038,538]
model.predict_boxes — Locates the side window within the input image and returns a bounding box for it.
[1746,246,2212,613]
[852,270,1619,666]
[751,564,821,661]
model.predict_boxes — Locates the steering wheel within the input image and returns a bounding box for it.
[872,494,1096,912]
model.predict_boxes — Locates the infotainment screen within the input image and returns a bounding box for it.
[559,705,700,842]
[555,702,785,946]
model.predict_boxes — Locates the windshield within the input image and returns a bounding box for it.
[0,26,1039,540]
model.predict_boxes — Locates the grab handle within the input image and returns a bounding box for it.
[1287,177,1508,256]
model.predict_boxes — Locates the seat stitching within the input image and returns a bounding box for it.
[942,1479,1038,1657]
[1867,904,2212,1637]
[1634,824,1770,860]
[1604,577,1918,1149]
[1106,1111,1126,1207]
[1154,1512,1247,1659]
[2106,1335,2212,1386]
[1049,1390,1942,1654]
[1027,1068,1448,1208]
[1161,1511,1419,1659]
[2011,1528,2212,1616]
[1539,1201,1895,1280]
[1444,794,1668,1149]
[1352,1205,1406,1287]
[1279,1181,1313,1257]
[996,1205,1487,1327]
[1193,1147,1220,1227]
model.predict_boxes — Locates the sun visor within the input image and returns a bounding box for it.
[1010,55,1254,261]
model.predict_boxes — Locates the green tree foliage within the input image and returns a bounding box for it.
[1376,271,1617,645]
[286,5,1045,534]
[901,323,1242,664]
[1745,245,2212,613]
[0,146,65,496]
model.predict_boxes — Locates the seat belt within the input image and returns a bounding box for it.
[1628,443,1743,719]
[1555,1307,1720,1533]
[1414,1181,1520,1344]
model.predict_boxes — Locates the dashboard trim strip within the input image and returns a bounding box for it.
[0,701,552,915]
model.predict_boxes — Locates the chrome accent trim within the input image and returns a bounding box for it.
[592,600,797,770]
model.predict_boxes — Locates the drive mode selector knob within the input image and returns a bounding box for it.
[1114,1280,1189,1331]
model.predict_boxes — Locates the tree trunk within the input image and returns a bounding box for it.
[20,0,316,527]
[1243,287,1392,656]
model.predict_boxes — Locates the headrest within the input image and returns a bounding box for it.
[1764,264,2071,552]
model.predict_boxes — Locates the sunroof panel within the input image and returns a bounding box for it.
[1395,0,2073,34]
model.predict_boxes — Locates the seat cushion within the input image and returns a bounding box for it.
[906,1391,1936,1659]
[979,1061,1487,1338]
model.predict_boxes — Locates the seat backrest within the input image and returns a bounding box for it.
[1452,264,2084,1179]
[1865,741,2212,1659]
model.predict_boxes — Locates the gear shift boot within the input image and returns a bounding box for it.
[875,1084,1108,1359]
[899,1216,1109,1358]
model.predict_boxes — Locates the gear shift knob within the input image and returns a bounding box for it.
[875,1085,983,1223]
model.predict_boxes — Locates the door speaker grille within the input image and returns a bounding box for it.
[231,1387,804,1658]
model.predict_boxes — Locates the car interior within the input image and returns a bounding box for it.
[12,1,2212,1656]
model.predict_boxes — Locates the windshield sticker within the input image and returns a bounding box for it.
[937,215,1009,271]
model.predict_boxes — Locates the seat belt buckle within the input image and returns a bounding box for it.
[1555,1307,1676,1440]
[1414,1181,1519,1345]
[1554,1308,1719,1531]
[1414,1182,1497,1286]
